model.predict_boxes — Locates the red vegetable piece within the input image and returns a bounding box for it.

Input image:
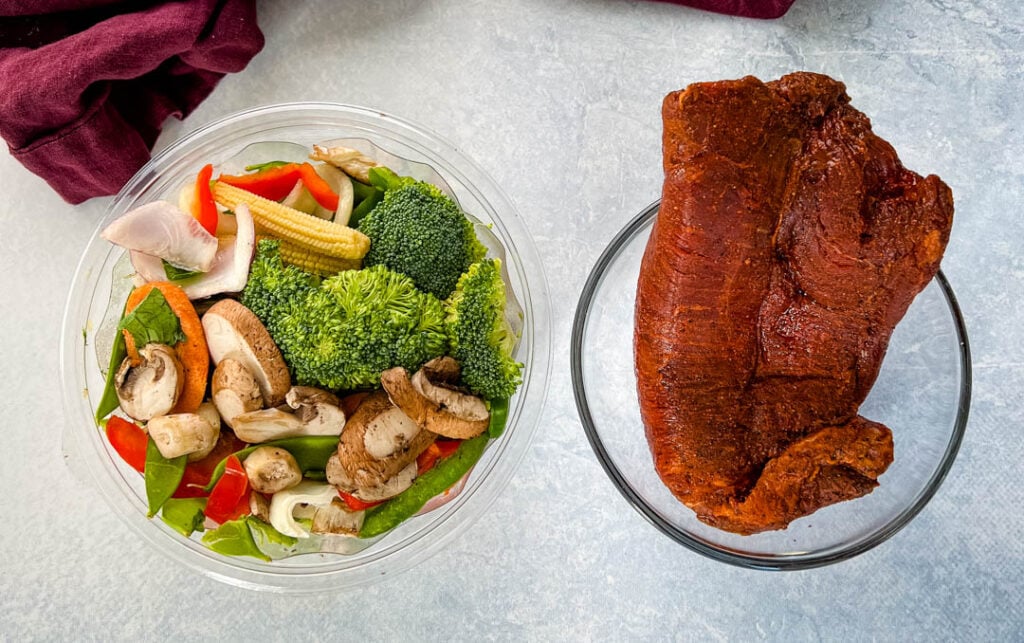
[106,416,148,473]
[173,433,248,498]
[204,454,251,524]
[297,163,340,211]
[193,163,219,235]
[416,439,462,476]
[218,164,302,202]
[337,490,385,512]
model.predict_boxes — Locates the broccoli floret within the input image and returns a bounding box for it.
[240,239,448,391]
[240,239,317,337]
[357,168,487,299]
[274,264,449,391]
[445,259,522,400]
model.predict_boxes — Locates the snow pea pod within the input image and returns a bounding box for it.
[360,434,489,538]
[201,518,270,561]
[348,187,382,227]
[487,397,510,438]
[203,436,339,491]
[160,497,207,537]
[145,439,187,517]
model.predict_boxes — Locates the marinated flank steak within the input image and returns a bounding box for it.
[634,72,954,534]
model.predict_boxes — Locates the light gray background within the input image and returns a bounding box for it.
[1,0,1021,639]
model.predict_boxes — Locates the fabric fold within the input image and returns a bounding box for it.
[0,0,264,203]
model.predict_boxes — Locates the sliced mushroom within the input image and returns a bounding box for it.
[243,446,303,494]
[231,386,346,443]
[381,357,489,439]
[351,461,418,503]
[311,498,364,536]
[146,411,219,460]
[211,357,263,428]
[249,490,271,523]
[363,406,422,459]
[328,452,415,505]
[335,390,436,489]
[190,402,222,462]
[201,299,290,407]
[115,344,183,421]
[325,452,355,491]
[230,408,303,443]
[285,387,346,434]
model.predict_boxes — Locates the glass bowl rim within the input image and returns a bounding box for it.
[570,199,971,571]
[59,101,553,591]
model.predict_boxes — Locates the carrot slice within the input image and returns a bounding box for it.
[125,282,209,414]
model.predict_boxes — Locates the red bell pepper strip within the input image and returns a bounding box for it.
[193,164,219,235]
[218,163,339,211]
[416,440,462,476]
[218,163,302,201]
[204,455,251,524]
[106,416,148,473]
[173,433,249,498]
[297,163,339,211]
[338,490,385,512]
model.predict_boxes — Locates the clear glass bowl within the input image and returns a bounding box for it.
[60,103,551,591]
[571,201,970,570]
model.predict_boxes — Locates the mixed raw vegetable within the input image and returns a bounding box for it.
[94,141,523,560]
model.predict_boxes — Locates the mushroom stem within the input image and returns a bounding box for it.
[146,411,219,460]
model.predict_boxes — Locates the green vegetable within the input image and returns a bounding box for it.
[357,167,487,299]
[247,516,298,548]
[203,436,340,491]
[243,160,291,172]
[350,177,378,201]
[348,187,382,227]
[160,497,208,537]
[162,260,203,282]
[360,434,488,538]
[119,287,187,347]
[242,241,449,391]
[94,288,186,421]
[94,319,127,422]
[349,178,382,227]
[487,397,510,438]
[366,166,406,191]
[144,439,187,517]
[240,239,319,338]
[201,518,271,561]
[445,259,523,400]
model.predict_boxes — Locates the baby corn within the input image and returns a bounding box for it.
[263,236,361,276]
[212,181,370,260]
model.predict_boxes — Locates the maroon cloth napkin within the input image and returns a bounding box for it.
[656,0,795,19]
[0,0,264,204]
